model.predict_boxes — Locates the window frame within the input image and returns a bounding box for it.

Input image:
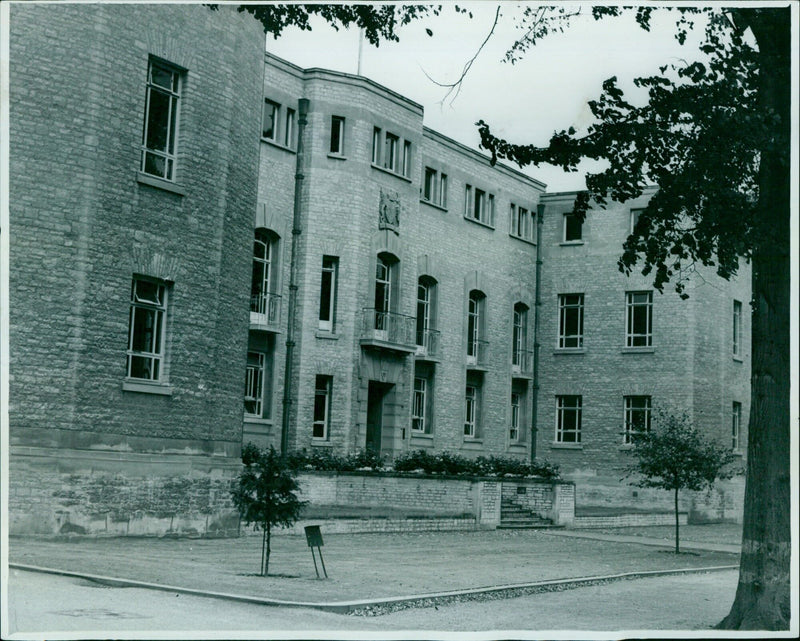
[467,290,485,360]
[284,107,295,147]
[558,293,584,349]
[630,208,644,234]
[330,115,345,155]
[318,255,338,332]
[732,401,742,450]
[625,291,653,348]
[313,375,332,440]
[464,384,478,438]
[512,303,528,367]
[733,300,742,357]
[623,395,652,445]
[510,392,521,443]
[141,58,182,182]
[412,376,428,434]
[384,132,399,172]
[555,395,582,444]
[126,276,169,383]
[372,127,382,165]
[262,99,280,141]
[563,213,583,242]
[244,351,266,418]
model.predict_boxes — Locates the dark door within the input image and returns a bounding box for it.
[366,381,391,453]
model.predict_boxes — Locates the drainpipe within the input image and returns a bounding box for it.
[281,98,309,455]
[530,202,545,463]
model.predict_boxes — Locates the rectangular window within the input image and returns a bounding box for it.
[510,392,521,442]
[626,291,653,347]
[439,174,448,208]
[384,132,399,172]
[330,116,345,154]
[372,127,382,164]
[141,59,181,181]
[512,305,527,367]
[564,213,583,242]
[556,395,582,443]
[412,377,427,433]
[465,185,473,218]
[474,188,486,222]
[402,140,412,177]
[127,277,168,381]
[313,375,332,439]
[623,395,651,445]
[465,186,494,225]
[318,256,338,331]
[284,108,295,147]
[630,208,644,234]
[262,99,280,140]
[733,300,742,357]
[732,401,742,450]
[464,384,478,437]
[423,167,436,202]
[511,204,534,241]
[244,352,265,417]
[558,294,584,349]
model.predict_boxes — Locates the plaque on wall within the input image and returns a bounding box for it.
[378,189,400,233]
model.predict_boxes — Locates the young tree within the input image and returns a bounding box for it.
[231,444,307,577]
[624,410,737,554]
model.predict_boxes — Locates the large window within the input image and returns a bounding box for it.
[467,290,485,361]
[510,204,535,241]
[412,377,428,434]
[330,116,345,154]
[141,59,181,181]
[127,277,168,381]
[464,384,478,438]
[313,375,332,439]
[563,213,583,242]
[318,256,338,331]
[732,401,742,450]
[250,230,279,319]
[556,395,582,444]
[733,300,742,357]
[422,167,447,208]
[623,395,651,445]
[512,303,528,368]
[416,277,436,349]
[465,185,494,225]
[244,352,265,417]
[558,293,584,349]
[374,255,393,331]
[510,392,521,443]
[625,291,653,347]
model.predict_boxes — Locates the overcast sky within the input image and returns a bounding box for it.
[266,2,710,192]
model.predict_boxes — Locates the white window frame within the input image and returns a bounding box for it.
[423,167,437,202]
[733,300,742,357]
[563,213,583,242]
[372,127,382,165]
[250,230,278,317]
[330,116,345,155]
[630,208,644,234]
[127,277,168,382]
[141,59,181,181]
[284,107,295,147]
[625,291,653,347]
[732,401,742,450]
[412,377,427,433]
[384,132,399,172]
[318,256,338,332]
[512,304,527,368]
[262,99,280,141]
[464,384,478,438]
[244,352,265,417]
[555,395,582,444]
[623,395,651,445]
[402,140,412,177]
[558,293,584,349]
[467,290,484,361]
[416,280,431,347]
[313,375,332,439]
[510,392,521,443]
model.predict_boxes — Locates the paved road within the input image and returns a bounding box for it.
[6,567,738,635]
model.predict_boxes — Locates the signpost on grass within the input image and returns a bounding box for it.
[304,525,327,579]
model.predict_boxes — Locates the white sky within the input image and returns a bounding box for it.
[265,2,709,191]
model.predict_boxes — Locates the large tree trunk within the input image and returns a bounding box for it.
[718,8,791,631]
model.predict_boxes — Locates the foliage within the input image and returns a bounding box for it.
[393,449,560,479]
[624,410,737,554]
[286,448,385,473]
[231,444,307,576]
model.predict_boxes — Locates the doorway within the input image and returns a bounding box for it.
[366,381,393,454]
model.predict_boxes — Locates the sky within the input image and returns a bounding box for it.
[265,2,710,192]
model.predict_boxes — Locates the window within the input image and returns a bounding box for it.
[510,392,521,443]
[284,108,295,147]
[623,396,651,445]
[558,294,584,349]
[510,204,535,241]
[402,140,412,177]
[141,59,181,181]
[244,352,265,417]
[318,256,338,331]
[733,300,742,357]
[626,291,653,347]
[465,185,494,225]
[556,395,582,444]
[630,208,644,234]
[732,401,742,450]
[467,290,485,361]
[416,277,435,348]
[250,230,278,319]
[422,167,447,207]
[372,127,382,164]
[374,255,393,331]
[262,99,280,140]
[330,116,345,154]
[313,375,332,439]
[464,381,481,438]
[412,377,428,434]
[512,303,528,368]
[563,213,583,242]
[127,277,168,381]
[384,132,399,172]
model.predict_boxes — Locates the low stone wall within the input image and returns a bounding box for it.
[573,512,688,529]
[265,516,479,536]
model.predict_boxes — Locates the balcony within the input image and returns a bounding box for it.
[466,338,490,370]
[360,308,417,353]
[249,292,282,332]
[415,328,441,361]
[512,349,535,378]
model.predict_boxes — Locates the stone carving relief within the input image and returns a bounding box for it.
[378,189,400,233]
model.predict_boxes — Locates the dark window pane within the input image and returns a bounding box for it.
[146,89,170,152]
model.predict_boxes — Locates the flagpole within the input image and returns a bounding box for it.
[357,27,364,75]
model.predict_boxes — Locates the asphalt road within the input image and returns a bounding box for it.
[5,567,738,636]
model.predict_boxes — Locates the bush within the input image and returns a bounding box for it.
[286,448,385,472]
[392,450,560,479]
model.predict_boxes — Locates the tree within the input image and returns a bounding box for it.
[231,444,307,577]
[474,7,790,630]
[624,410,737,554]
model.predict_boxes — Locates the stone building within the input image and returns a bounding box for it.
[6,3,750,534]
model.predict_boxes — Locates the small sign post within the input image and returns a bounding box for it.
[304,525,327,579]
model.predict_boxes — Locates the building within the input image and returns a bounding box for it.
[6,3,750,534]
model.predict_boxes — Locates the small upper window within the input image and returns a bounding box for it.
[284,108,295,147]
[330,116,345,155]
[564,213,583,242]
[733,300,742,357]
[262,99,280,140]
[141,59,182,181]
[630,208,644,234]
[465,185,495,226]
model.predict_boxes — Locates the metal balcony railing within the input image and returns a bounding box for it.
[361,308,416,349]
[415,328,441,359]
[466,338,490,367]
[250,292,282,326]
[512,349,535,376]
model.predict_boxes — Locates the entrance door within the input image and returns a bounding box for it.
[366,381,392,453]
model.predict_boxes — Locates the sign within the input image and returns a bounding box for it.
[304,525,324,548]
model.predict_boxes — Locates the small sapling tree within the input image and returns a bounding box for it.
[624,410,737,554]
[231,443,307,576]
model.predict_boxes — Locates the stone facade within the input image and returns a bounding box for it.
[7,4,751,535]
